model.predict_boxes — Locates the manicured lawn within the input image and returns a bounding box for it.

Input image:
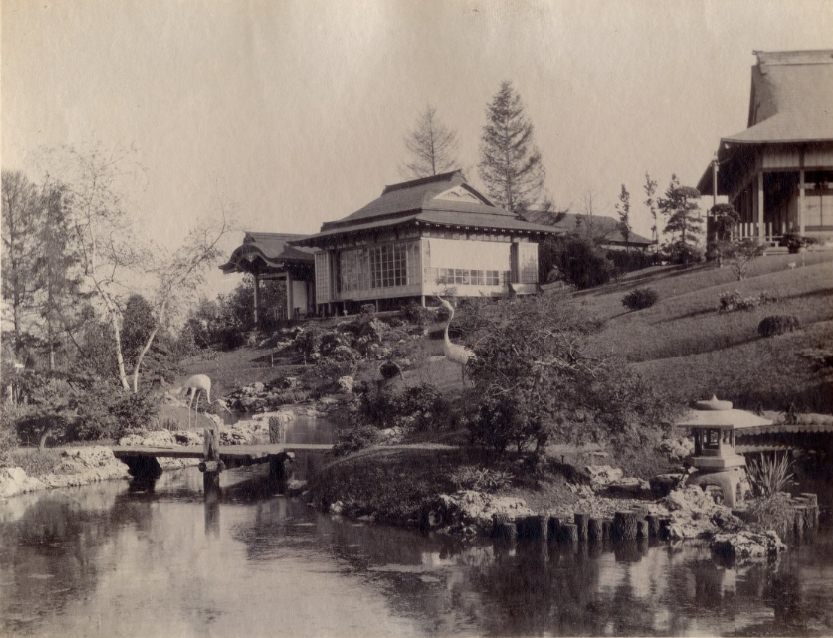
[577,251,833,412]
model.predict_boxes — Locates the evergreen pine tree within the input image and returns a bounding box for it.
[478,81,548,215]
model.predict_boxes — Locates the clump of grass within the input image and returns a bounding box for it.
[746,452,795,497]
[449,465,513,492]
[746,492,795,536]
[9,448,65,477]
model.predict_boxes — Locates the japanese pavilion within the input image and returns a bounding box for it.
[292,170,562,315]
[219,232,316,323]
[697,50,833,243]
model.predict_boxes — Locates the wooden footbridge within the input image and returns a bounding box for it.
[735,417,833,454]
[113,431,333,496]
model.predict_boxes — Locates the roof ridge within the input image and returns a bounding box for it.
[381,169,463,195]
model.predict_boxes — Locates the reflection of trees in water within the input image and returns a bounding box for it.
[0,493,116,633]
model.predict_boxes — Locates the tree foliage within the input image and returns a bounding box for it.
[643,172,659,245]
[401,104,459,178]
[478,81,548,215]
[2,170,43,354]
[466,294,675,456]
[615,184,632,249]
[539,234,614,289]
[658,175,703,264]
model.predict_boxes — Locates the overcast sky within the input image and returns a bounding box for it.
[3,0,832,295]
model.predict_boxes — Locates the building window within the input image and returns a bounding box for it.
[435,268,504,286]
[370,243,407,288]
[339,248,368,293]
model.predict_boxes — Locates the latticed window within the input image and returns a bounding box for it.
[370,243,407,288]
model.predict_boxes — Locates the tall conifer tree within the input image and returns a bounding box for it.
[478,81,548,215]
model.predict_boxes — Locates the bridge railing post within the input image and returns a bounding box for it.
[199,425,224,498]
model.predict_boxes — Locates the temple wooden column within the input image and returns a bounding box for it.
[286,270,294,320]
[799,150,806,235]
[253,273,260,327]
[757,171,765,242]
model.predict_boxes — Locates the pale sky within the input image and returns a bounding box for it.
[3,0,833,296]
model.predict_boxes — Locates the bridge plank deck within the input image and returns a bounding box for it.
[113,443,333,463]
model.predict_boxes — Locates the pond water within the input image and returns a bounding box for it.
[2,465,833,637]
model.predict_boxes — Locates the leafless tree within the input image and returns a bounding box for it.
[402,104,459,178]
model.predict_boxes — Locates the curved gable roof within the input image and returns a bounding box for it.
[220,231,314,273]
[725,49,833,144]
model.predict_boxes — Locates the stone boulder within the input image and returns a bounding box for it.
[421,490,534,535]
[119,430,176,447]
[649,473,685,498]
[662,485,743,540]
[601,477,652,498]
[0,467,45,498]
[585,464,624,488]
[337,375,354,395]
[712,530,786,563]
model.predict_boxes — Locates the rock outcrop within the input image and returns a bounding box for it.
[420,490,534,536]
[712,530,786,562]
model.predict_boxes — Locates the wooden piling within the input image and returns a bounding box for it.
[574,513,589,541]
[547,516,561,540]
[587,518,603,542]
[637,520,649,539]
[559,523,579,543]
[645,515,660,538]
[517,515,547,540]
[613,511,640,540]
[601,518,613,540]
[495,521,518,543]
[200,425,223,496]
[793,508,805,539]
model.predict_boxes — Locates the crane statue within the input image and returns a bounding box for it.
[169,374,229,428]
[435,296,475,381]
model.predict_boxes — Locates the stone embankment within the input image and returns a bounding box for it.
[0,431,202,499]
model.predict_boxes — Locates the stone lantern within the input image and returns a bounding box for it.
[676,396,773,507]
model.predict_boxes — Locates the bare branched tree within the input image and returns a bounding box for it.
[401,105,459,178]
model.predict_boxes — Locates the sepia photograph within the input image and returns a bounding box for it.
[2,1,833,636]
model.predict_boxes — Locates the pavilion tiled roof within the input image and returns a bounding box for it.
[219,231,315,273]
[698,49,833,193]
[523,211,654,246]
[295,170,562,246]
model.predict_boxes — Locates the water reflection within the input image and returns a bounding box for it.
[2,469,833,637]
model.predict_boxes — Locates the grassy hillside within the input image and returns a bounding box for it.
[575,252,833,412]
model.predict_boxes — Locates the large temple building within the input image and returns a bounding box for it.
[293,170,561,315]
[698,50,833,243]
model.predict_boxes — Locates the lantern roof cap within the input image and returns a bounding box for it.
[675,396,774,429]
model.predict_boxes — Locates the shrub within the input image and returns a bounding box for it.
[780,233,817,254]
[294,326,324,362]
[757,315,800,338]
[397,383,454,431]
[359,303,376,317]
[333,424,379,456]
[540,235,615,289]
[622,287,659,311]
[724,239,766,280]
[449,465,513,492]
[719,290,777,313]
[401,302,433,326]
[746,452,795,497]
[0,412,19,467]
[466,294,676,456]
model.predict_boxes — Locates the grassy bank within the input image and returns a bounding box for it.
[579,252,833,411]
